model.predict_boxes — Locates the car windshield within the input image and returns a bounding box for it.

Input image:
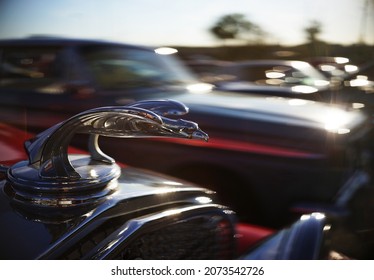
[79,46,198,90]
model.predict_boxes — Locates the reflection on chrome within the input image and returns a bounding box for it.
[323,225,332,231]
[154,47,178,55]
[162,208,182,216]
[162,180,183,186]
[104,240,117,251]
[118,224,130,236]
[76,209,95,222]
[195,196,213,204]
[89,169,99,178]
[300,212,325,221]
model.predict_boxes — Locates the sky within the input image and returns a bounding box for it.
[0,0,373,47]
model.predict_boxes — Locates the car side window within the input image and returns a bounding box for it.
[0,47,62,89]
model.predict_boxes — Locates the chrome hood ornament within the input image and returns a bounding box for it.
[6,100,208,208]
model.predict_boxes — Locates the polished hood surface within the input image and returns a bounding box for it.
[173,89,367,134]
[0,165,218,259]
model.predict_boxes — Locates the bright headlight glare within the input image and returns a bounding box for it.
[324,109,351,134]
[291,85,318,94]
[187,83,214,93]
[154,47,178,55]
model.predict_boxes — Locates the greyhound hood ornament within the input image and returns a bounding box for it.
[6,100,208,208]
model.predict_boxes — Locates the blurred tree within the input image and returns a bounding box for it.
[210,13,265,45]
[303,20,327,57]
[304,20,322,44]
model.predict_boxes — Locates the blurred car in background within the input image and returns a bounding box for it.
[343,60,374,94]
[322,59,374,114]
[185,59,325,100]
[306,57,374,110]
[188,58,374,116]
[186,58,360,106]
[185,58,235,83]
[189,59,332,93]
[0,37,373,228]
[0,37,204,129]
[306,56,359,81]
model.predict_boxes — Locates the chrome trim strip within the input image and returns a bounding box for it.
[334,170,370,207]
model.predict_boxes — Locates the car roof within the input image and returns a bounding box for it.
[0,36,153,51]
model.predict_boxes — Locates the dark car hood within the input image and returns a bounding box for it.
[0,165,218,259]
[173,89,367,134]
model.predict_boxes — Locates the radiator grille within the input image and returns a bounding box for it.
[61,210,236,260]
[114,216,235,260]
